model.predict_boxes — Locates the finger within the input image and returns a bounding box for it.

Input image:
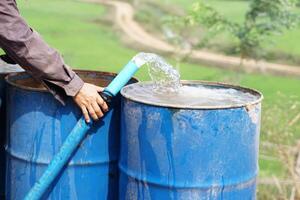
[97,97,109,112]
[81,106,90,123]
[95,86,104,93]
[87,105,98,121]
[92,101,103,118]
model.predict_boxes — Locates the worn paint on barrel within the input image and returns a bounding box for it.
[120,81,263,200]
[0,62,24,199]
[5,71,137,200]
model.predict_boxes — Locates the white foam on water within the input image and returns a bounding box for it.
[123,83,259,107]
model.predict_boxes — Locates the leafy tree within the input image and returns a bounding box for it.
[184,0,300,61]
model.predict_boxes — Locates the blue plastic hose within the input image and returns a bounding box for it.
[105,61,139,96]
[24,118,91,200]
[24,60,140,200]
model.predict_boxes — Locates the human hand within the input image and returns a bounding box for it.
[73,83,109,123]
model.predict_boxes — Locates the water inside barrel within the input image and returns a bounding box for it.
[122,82,261,108]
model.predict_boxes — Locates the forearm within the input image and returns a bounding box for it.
[0,0,83,104]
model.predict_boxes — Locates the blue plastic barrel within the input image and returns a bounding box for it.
[120,81,263,200]
[0,62,24,199]
[5,70,137,200]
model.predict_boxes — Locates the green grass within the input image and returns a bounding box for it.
[259,158,285,177]
[18,0,137,71]
[11,0,300,178]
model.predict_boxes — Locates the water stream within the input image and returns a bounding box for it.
[129,52,259,107]
[132,53,181,93]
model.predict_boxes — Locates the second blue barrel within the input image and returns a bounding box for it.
[5,70,137,200]
[120,81,263,200]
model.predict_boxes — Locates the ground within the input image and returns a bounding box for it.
[12,0,300,190]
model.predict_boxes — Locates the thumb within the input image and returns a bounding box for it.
[95,86,104,92]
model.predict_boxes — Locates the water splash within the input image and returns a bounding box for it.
[132,53,181,93]
[129,52,259,107]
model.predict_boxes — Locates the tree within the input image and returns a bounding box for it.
[184,0,300,61]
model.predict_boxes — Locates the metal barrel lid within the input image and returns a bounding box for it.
[121,80,263,110]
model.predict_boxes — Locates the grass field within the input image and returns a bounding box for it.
[11,0,300,179]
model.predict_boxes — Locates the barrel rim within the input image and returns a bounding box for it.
[5,70,138,92]
[121,80,263,110]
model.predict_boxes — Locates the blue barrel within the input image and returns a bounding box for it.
[0,62,24,199]
[120,81,263,200]
[5,70,137,200]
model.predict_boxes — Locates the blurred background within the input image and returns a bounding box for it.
[5,0,300,199]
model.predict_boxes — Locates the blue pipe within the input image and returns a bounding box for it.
[104,61,139,96]
[24,60,141,200]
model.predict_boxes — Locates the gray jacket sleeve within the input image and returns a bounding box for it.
[0,0,84,104]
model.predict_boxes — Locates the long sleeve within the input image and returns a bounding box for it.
[0,0,84,104]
